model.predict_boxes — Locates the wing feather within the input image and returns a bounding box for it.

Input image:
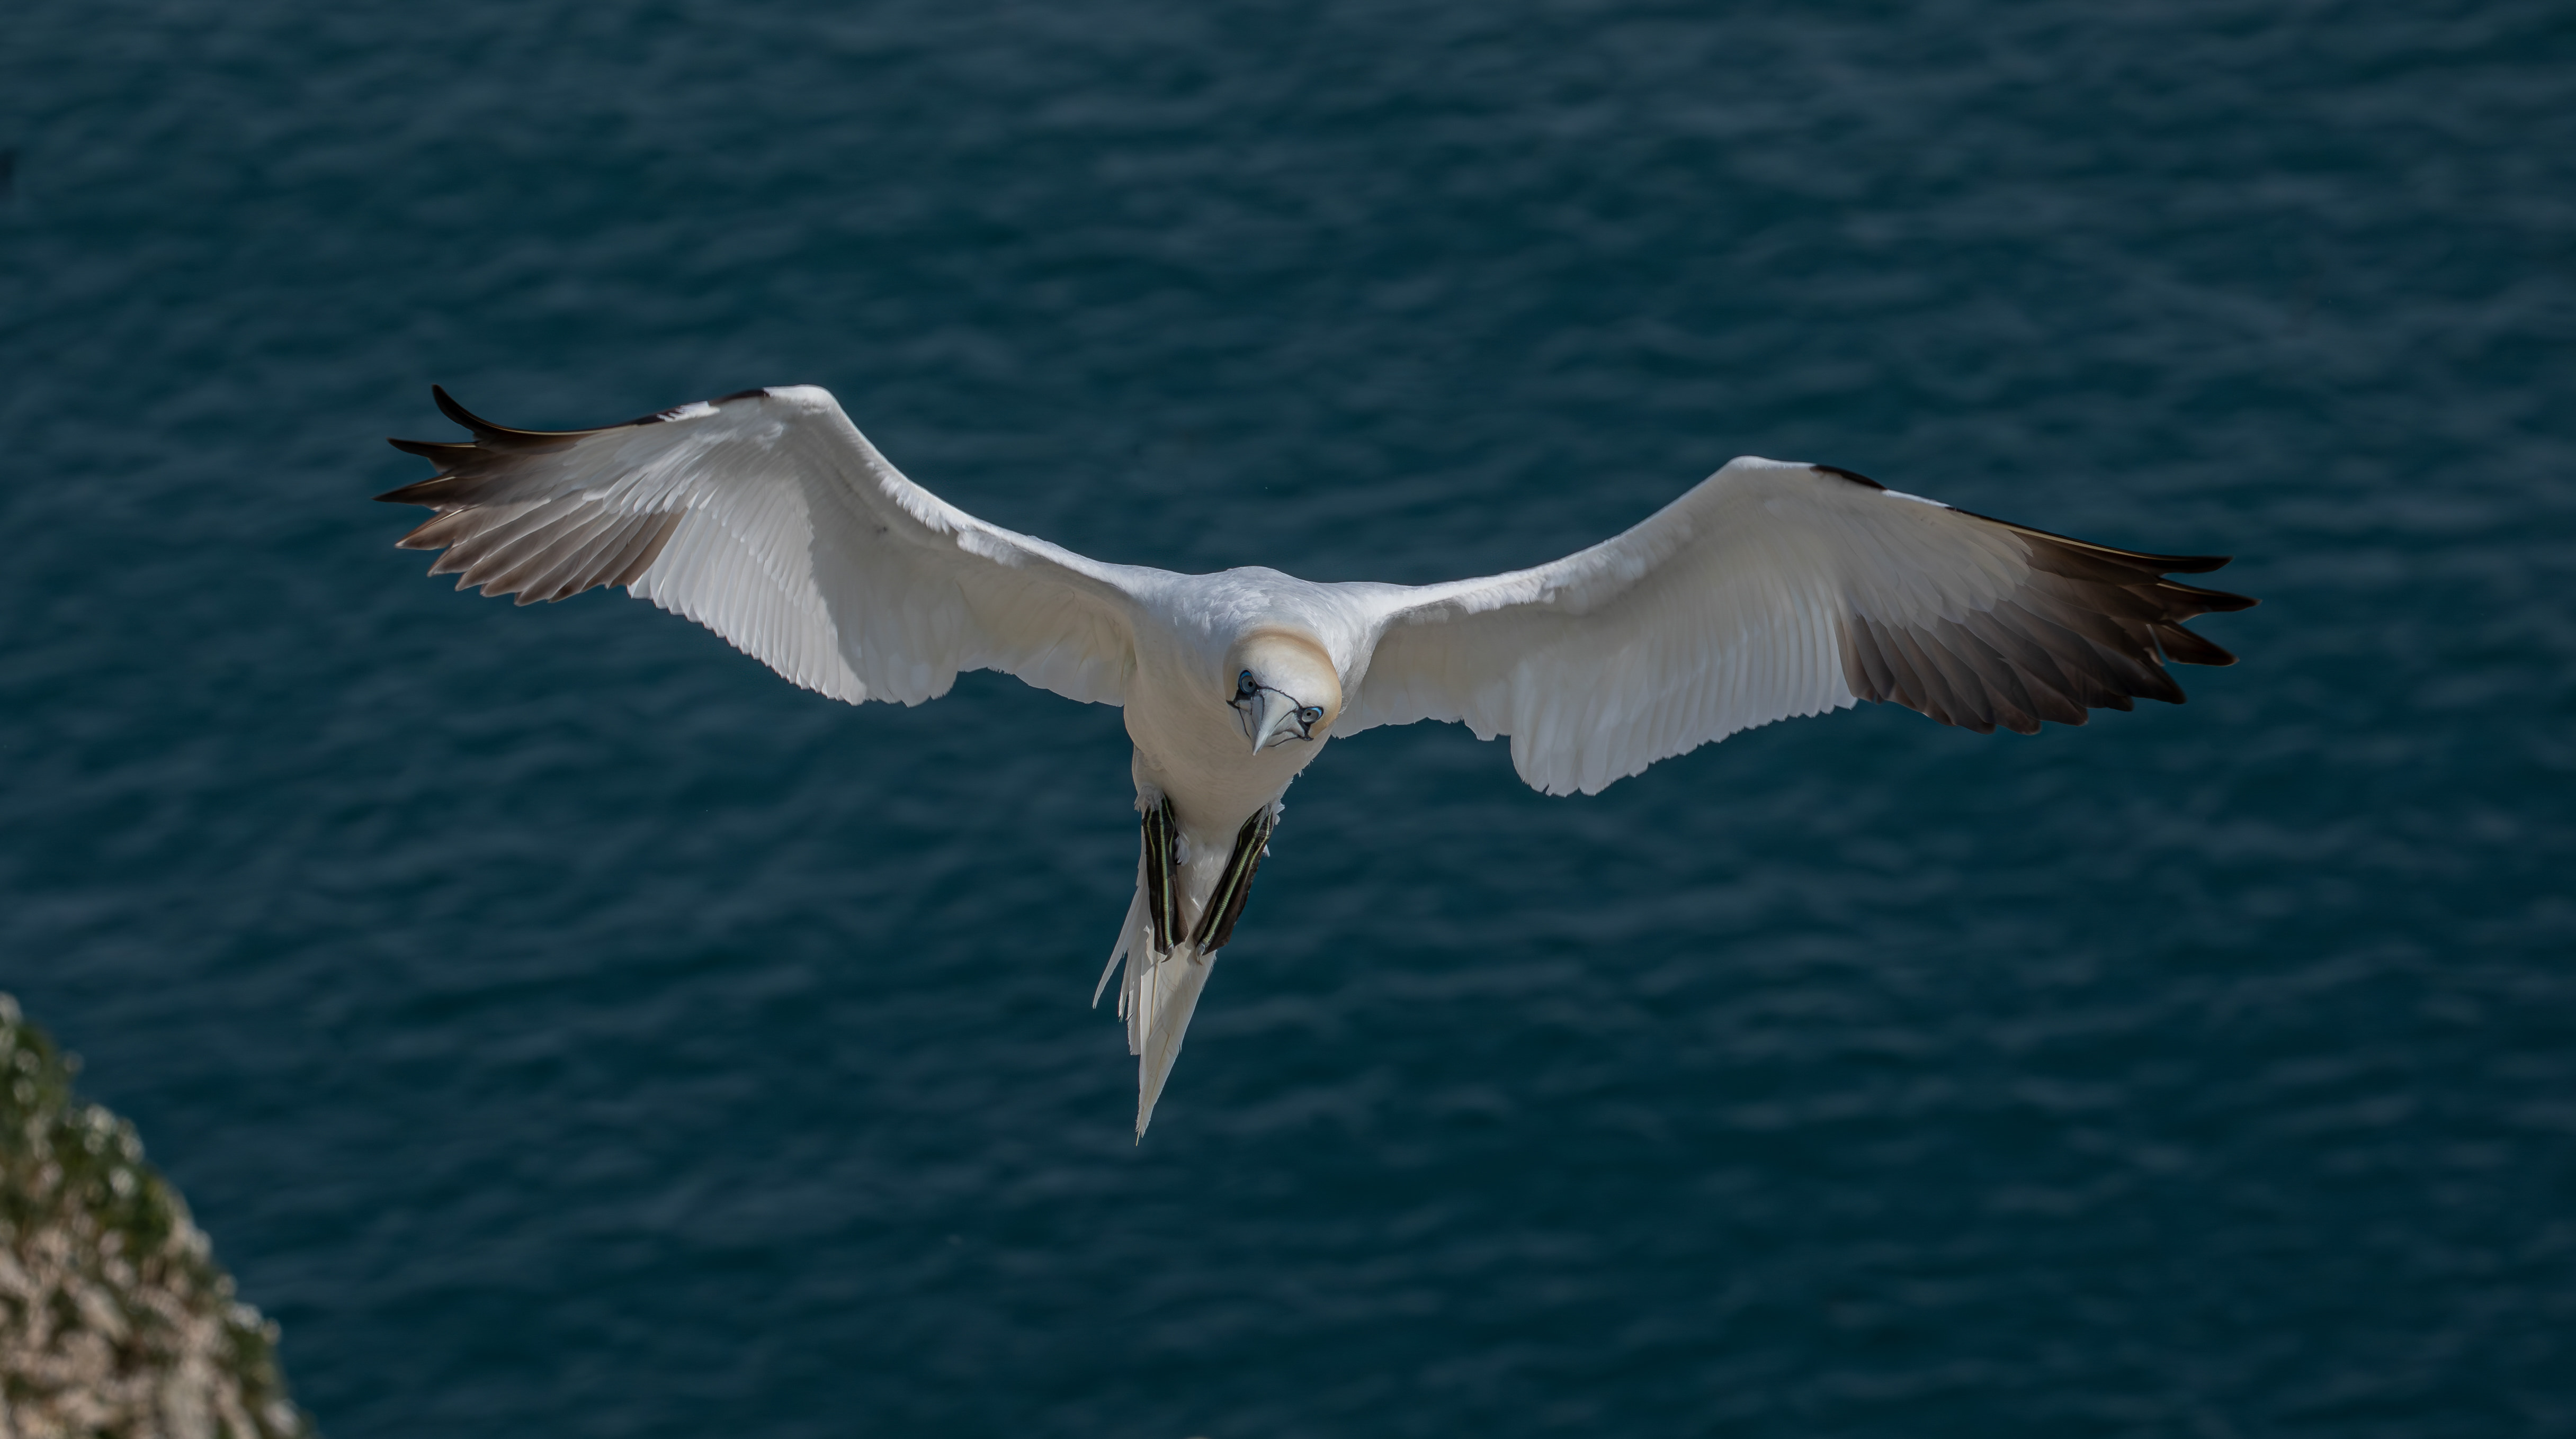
[381,385,1152,707]
[1343,458,2253,796]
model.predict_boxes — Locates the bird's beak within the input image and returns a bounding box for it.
[1250,690,1300,753]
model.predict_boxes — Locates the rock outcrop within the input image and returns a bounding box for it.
[1,994,314,1439]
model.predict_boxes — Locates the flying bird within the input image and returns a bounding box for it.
[381,384,2253,1136]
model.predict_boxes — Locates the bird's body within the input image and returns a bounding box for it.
[383,383,2253,1136]
[1122,570,1353,832]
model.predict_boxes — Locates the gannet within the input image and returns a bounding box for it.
[381,384,2254,1136]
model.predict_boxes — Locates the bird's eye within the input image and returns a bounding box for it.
[1301,707,1322,724]
[1237,671,1256,694]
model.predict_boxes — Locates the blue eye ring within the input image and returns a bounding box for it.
[1300,706,1323,724]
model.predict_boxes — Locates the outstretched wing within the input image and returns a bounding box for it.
[1342,457,2254,796]
[381,385,1152,706]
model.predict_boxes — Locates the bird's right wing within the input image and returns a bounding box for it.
[1342,457,2253,796]
[381,385,1153,706]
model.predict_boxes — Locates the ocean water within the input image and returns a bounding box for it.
[3,2,2571,1434]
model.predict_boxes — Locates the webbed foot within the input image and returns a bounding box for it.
[1189,805,1275,953]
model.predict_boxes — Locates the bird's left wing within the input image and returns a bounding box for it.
[382,385,1150,706]
[1340,457,2253,796]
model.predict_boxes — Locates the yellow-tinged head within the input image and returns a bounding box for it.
[1226,629,1343,754]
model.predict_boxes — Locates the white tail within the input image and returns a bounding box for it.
[1093,797,1278,1139]
[1096,863,1221,1140]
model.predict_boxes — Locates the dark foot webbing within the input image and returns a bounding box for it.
[1188,805,1275,954]
[1142,796,1180,954]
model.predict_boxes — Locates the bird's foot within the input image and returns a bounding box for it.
[1142,795,1181,954]
[1188,805,1275,954]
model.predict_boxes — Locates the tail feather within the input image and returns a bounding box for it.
[1098,869,1217,1139]
[1094,884,1143,1009]
[1130,940,1218,1140]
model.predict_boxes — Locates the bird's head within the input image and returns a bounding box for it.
[1226,629,1343,755]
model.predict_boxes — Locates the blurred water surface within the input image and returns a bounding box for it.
[3,2,2572,1434]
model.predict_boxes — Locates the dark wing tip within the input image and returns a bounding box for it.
[1840,501,2256,735]
[2104,550,2233,575]
[428,383,487,432]
[1957,506,2241,577]
[2154,624,2239,667]
[2160,580,2258,614]
[2031,532,2237,577]
[387,384,770,504]
[2153,553,2235,575]
[427,384,605,444]
[423,384,773,442]
[386,435,479,464]
[1814,464,1886,490]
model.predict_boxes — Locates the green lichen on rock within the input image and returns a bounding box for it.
[1,994,315,1439]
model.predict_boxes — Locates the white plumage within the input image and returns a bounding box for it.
[384,384,2252,1137]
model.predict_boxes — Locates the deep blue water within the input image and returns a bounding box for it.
[4,2,2573,1434]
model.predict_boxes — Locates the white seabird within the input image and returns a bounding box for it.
[382,384,2253,1137]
